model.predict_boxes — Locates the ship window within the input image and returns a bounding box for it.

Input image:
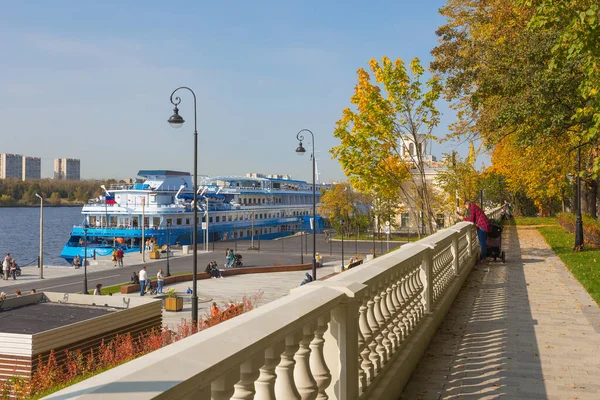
[216,216,220,222]
[209,217,213,223]
[153,217,160,227]
[109,216,117,227]
[262,198,265,204]
[186,218,190,225]
[177,218,182,225]
[166,218,172,226]
[228,215,232,222]
[247,230,250,237]
[89,216,96,226]
[132,217,139,227]
[144,217,149,228]
[234,214,238,221]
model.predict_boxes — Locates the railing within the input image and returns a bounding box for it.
[47,208,503,400]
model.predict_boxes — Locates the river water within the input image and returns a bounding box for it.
[0,207,83,266]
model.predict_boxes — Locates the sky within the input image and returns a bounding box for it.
[0,0,478,182]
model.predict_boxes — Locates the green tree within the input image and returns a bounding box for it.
[332,57,441,233]
[49,192,61,205]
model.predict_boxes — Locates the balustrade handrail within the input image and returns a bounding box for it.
[46,209,505,400]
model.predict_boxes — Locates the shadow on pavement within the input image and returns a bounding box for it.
[400,224,546,399]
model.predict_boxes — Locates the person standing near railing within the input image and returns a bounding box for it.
[457,199,491,260]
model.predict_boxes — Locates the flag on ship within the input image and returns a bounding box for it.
[105,195,117,205]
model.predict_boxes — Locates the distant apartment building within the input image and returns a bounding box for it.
[0,153,23,179]
[54,158,81,180]
[22,156,41,180]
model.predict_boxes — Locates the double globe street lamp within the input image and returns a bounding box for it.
[295,129,317,281]
[168,87,199,323]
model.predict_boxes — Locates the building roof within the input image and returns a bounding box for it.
[137,170,190,177]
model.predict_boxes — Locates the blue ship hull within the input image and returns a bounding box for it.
[60,216,324,264]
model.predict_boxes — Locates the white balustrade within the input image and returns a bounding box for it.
[46,213,506,400]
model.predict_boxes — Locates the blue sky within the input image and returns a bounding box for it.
[0,0,476,181]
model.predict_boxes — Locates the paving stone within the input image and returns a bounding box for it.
[398,225,600,399]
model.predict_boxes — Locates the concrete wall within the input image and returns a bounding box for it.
[0,293,161,384]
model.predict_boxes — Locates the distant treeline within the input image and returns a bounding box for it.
[0,179,123,206]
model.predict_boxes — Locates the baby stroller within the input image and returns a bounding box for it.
[232,254,243,268]
[486,219,505,262]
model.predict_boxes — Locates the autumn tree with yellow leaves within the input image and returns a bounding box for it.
[432,0,599,217]
[332,57,442,234]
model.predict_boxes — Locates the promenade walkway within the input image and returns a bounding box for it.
[400,224,600,400]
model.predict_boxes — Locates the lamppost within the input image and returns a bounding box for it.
[35,193,44,279]
[372,215,376,258]
[295,129,317,281]
[166,220,172,277]
[341,220,345,270]
[168,86,199,323]
[83,225,89,294]
[575,144,584,250]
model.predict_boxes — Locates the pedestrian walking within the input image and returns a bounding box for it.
[156,269,164,294]
[9,259,17,280]
[111,248,118,266]
[2,253,9,280]
[116,248,124,267]
[138,266,148,296]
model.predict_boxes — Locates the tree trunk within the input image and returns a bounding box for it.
[582,178,597,217]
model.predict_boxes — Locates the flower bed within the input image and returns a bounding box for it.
[0,292,263,400]
[557,212,600,248]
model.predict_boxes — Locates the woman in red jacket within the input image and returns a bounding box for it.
[457,200,491,260]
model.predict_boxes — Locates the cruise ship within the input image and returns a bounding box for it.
[60,170,326,263]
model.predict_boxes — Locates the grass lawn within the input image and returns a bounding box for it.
[513,216,558,226]
[537,225,600,305]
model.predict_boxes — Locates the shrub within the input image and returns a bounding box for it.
[557,212,600,248]
[0,291,264,399]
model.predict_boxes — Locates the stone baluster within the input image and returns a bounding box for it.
[358,300,375,383]
[295,323,318,400]
[410,268,422,323]
[377,281,392,360]
[255,343,284,400]
[386,280,399,351]
[275,333,302,400]
[212,372,240,400]
[371,290,387,366]
[406,269,418,332]
[390,275,403,347]
[398,273,411,339]
[419,246,432,315]
[232,355,264,400]
[357,318,367,392]
[465,229,474,258]
[310,314,332,400]
[365,296,381,374]
[416,264,426,318]
[451,233,459,276]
